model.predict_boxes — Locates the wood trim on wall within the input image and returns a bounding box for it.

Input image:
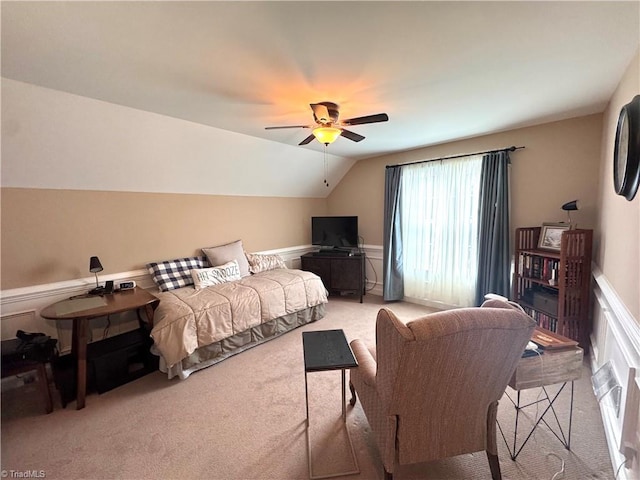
[0,245,316,352]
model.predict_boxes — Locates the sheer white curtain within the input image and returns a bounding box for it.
[400,155,483,308]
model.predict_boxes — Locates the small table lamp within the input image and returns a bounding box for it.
[561,200,579,228]
[89,256,104,295]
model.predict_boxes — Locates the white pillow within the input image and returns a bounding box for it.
[246,252,287,274]
[191,260,241,290]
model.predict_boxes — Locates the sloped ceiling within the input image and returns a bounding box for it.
[2,1,639,197]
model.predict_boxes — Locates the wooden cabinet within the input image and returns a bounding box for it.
[301,253,365,303]
[512,227,592,347]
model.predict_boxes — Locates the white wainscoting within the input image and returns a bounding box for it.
[591,264,640,480]
[0,245,315,353]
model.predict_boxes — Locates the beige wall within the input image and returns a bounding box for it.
[1,188,326,289]
[595,50,640,321]
[328,114,603,247]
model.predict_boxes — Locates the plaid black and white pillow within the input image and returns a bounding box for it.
[147,256,210,292]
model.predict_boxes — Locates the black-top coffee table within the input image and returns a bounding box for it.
[302,329,359,479]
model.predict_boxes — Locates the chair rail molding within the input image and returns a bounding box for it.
[0,245,316,346]
[0,243,383,349]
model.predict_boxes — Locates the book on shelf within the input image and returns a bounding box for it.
[530,256,537,278]
[521,304,559,333]
[517,254,559,284]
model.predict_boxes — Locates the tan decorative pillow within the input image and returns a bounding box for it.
[191,260,241,290]
[246,252,287,274]
[202,240,251,277]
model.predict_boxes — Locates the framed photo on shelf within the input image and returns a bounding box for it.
[537,223,570,251]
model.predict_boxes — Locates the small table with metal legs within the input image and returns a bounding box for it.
[303,329,359,479]
[498,344,583,460]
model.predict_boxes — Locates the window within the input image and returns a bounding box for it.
[400,155,483,308]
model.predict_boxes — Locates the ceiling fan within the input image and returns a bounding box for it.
[265,102,389,146]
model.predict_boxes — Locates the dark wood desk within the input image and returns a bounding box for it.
[40,287,159,409]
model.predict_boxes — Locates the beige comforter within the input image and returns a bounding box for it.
[150,268,328,367]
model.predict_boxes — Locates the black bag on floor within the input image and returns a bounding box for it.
[6,330,59,363]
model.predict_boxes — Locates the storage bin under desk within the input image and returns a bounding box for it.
[509,347,583,391]
[89,328,157,393]
[52,328,157,406]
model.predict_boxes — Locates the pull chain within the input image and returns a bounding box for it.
[323,144,329,188]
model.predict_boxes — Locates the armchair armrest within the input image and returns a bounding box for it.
[350,339,376,387]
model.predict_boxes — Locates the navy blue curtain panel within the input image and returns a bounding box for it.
[383,167,404,301]
[475,151,511,306]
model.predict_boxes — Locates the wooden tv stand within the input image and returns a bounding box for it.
[301,252,365,303]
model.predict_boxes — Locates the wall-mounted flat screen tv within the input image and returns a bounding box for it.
[311,216,358,250]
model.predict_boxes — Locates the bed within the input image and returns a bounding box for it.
[148,261,328,379]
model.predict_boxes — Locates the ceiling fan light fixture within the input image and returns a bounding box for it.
[312,127,341,145]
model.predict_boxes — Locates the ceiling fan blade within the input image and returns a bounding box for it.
[265,125,310,130]
[299,134,316,145]
[340,129,365,142]
[341,113,389,126]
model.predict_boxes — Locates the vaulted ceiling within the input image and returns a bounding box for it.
[2,1,639,196]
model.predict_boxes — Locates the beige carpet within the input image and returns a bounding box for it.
[1,295,614,479]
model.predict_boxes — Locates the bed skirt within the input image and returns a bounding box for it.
[155,303,325,380]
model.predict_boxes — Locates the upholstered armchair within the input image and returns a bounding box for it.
[349,300,536,480]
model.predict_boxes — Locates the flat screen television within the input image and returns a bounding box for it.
[311,216,358,250]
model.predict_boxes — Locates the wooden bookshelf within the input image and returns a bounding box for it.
[512,227,593,348]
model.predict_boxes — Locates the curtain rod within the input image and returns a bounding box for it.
[385,145,525,169]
